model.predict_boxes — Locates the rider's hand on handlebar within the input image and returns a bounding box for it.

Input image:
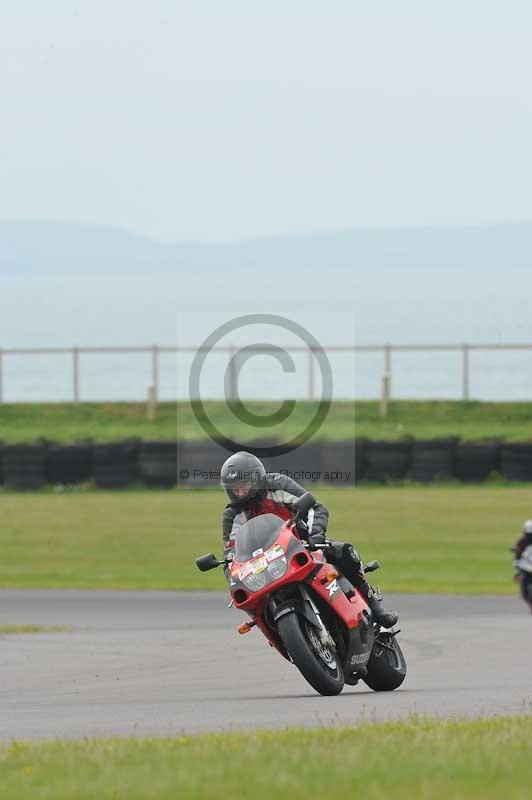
[308,531,326,549]
[296,518,308,535]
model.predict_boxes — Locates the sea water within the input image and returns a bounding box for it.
[0,267,530,402]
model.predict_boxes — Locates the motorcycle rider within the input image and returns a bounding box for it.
[221,450,398,628]
[512,520,532,610]
[513,519,532,557]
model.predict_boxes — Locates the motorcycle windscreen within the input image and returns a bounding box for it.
[234,514,285,562]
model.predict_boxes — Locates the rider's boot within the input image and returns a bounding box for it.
[338,544,399,627]
[366,591,398,628]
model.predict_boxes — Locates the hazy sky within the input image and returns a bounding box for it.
[2,1,531,241]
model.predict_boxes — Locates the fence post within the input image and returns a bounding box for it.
[73,347,80,404]
[308,346,315,401]
[151,344,159,404]
[462,343,469,401]
[380,373,390,417]
[147,385,157,421]
[0,348,3,404]
[228,344,237,402]
[383,343,392,407]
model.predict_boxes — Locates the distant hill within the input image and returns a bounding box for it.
[1,220,532,274]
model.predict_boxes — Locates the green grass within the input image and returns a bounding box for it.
[2,716,532,799]
[0,625,69,635]
[1,399,532,442]
[0,486,524,593]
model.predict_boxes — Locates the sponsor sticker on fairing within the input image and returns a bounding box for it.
[265,545,284,562]
[252,556,268,574]
[252,548,264,557]
[238,562,253,580]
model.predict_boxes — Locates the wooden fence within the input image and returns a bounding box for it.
[0,343,531,404]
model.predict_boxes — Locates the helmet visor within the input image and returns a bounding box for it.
[231,481,253,499]
[223,479,253,503]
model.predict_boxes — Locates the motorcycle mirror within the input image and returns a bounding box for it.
[364,560,380,573]
[293,492,316,516]
[195,553,221,572]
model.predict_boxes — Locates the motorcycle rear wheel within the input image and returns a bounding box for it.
[363,632,407,692]
[277,612,344,696]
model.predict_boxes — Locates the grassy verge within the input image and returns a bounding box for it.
[0,486,523,593]
[2,716,532,800]
[1,400,532,442]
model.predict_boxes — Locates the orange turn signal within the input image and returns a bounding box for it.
[238,622,252,635]
[321,569,338,584]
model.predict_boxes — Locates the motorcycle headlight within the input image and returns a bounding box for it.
[241,571,268,592]
[266,557,288,581]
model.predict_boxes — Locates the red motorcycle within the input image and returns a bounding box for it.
[196,492,406,696]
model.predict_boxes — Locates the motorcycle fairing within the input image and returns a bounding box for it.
[229,523,315,611]
[309,563,369,630]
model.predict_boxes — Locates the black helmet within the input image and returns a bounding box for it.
[220,451,267,507]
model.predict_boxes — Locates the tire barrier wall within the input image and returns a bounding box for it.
[139,441,178,488]
[46,445,92,485]
[500,444,532,482]
[455,442,500,482]
[0,438,526,490]
[92,442,139,489]
[410,438,457,483]
[3,444,47,490]
[364,441,411,482]
[178,440,233,487]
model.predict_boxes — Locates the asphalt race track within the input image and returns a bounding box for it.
[1,591,531,741]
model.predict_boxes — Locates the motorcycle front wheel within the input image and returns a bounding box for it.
[363,632,407,692]
[277,612,344,696]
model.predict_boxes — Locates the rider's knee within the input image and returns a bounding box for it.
[345,544,362,567]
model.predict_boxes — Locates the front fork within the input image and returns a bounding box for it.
[299,585,337,649]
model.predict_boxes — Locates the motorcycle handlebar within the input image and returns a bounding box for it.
[303,538,333,552]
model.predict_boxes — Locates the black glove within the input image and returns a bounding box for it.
[308,531,326,548]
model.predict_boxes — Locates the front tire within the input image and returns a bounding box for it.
[277,612,344,696]
[363,632,407,692]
